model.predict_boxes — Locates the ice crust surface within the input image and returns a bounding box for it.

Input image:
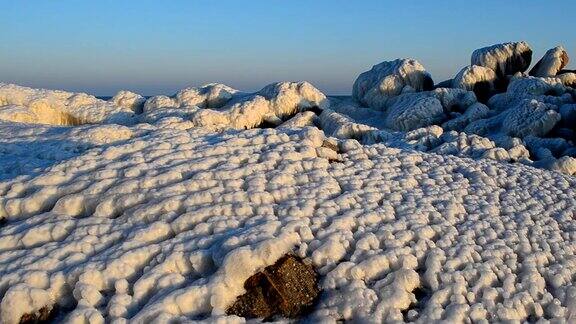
[0,40,576,323]
[1,120,576,323]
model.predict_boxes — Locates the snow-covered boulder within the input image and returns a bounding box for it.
[529,46,570,77]
[471,41,532,76]
[352,59,434,109]
[110,90,145,113]
[452,65,498,102]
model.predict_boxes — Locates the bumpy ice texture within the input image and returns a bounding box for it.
[1,121,576,322]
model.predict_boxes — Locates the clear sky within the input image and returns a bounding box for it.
[1,0,575,96]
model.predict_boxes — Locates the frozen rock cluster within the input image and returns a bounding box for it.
[326,41,576,175]
[0,121,576,323]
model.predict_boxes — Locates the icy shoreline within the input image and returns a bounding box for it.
[0,41,576,323]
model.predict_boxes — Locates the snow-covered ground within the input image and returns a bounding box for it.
[0,41,575,323]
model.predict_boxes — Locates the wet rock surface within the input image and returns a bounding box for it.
[227,255,320,320]
[18,306,56,324]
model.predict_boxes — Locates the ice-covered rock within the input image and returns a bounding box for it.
[110,90,145,113]
[557,72,576,88]
[530,46,570,77]
[191,82,328,130]
[143,95,178,112]
[442,102,490,131]
[278,111,319,129]
[466,99,560,138]
[471,41,532,76]
[142,82,328,130]
[0,284,53,324]
[352,59,434,109]
[452,65,498,102]
[319,108,377,140]
[381,88,478,132]
[533,156,576,175]
[487,76,573,112]
[0,83,137,125]
[501,99,561,138]
[256,81,329,118]
[175,83,239,109]
[384,94,445,131]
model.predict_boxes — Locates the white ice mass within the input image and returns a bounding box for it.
[0,41,576,323]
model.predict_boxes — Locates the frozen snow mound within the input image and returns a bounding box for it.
[530,46,570,77]
[352,59,434,110]
[0,83,137,126]
[471,41,532,76]
[1,124,576,322]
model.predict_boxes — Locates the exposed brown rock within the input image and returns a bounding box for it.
[322,139,339,153]
[530,46,569,77]
[561,51,570,71]
[226,254,320,320]
[19,305,56,324]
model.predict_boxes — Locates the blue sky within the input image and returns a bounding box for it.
[1,1,575,95]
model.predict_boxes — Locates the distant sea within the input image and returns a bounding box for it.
[97,95,350,101]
